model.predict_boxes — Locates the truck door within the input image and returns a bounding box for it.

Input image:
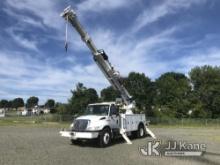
[109,104,120,130]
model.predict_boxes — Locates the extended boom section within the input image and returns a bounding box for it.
[61,6,134,110]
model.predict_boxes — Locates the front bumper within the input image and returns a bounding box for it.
[71,131,99,139]
[60,131,99,139]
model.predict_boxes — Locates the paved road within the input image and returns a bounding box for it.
[0,126,219,165]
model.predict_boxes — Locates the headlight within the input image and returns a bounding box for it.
[87,126,102,131]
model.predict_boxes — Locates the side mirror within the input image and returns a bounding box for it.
[110,105,119,116]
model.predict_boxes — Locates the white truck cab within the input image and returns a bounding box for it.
[61,102,149,147]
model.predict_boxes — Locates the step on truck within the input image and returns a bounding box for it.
[59,6,156,147]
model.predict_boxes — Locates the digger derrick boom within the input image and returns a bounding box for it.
[61,6,133,106]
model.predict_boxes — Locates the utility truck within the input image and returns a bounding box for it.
[59,6,155,147]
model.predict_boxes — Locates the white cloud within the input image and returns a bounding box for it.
[77,0,136,13]
[89,26,177,78]
[0,52,27,78]
[3,0,87,53]
[5,0,62,30]
[177,47,220,73]
[3,0,66,52]
[0,50,106,103]
[3,8,45,29]
[86,23,220,80]
[12,33,38,51]
[133,0,206,32]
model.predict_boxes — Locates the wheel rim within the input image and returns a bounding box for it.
[103,132,110,144]
[140,127,144,137]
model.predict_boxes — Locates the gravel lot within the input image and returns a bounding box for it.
[0,125,219,165]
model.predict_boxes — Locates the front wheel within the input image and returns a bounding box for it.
[71,139,81,145]
[99,128,111,147]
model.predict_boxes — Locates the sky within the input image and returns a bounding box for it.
[0,0,220,104]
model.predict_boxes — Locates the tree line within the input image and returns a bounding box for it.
[0,97,55,110]
[1,65,219,119]
[59,65,220,119]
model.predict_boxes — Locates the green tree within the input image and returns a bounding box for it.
[189,65,220,118]
[7,100,13,109]
[101,86,120,102]
[68,83,98,115]
[0,100,9,108]
[12,98,24,110]
[155,72,191,118]
[56,103,69,114]
[26,96,39,108]
[45,99,55,109]
[123,72,154,114]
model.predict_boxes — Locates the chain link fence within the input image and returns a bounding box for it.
[146,117,220,127]
[1,113,74,124]
[1,112,220,127]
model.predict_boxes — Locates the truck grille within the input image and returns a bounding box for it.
[73,119,89,131]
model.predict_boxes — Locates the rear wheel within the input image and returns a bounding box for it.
[137,124,145,138]
[99,128,111,147]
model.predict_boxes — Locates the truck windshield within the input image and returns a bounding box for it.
[84,105,109,116]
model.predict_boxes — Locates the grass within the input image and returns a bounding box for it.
[0,115,70,128]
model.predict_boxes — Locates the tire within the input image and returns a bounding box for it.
[99,128,112,147]
[71,139,80,145]
[137,124,145,138]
